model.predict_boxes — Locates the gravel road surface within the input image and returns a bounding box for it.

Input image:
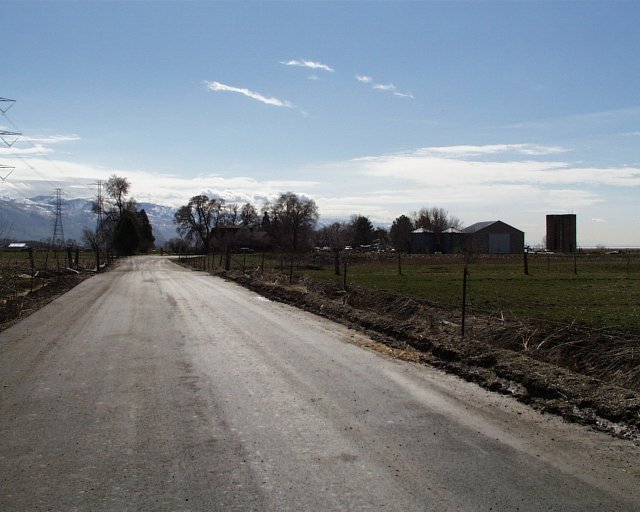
[1,256,639,511]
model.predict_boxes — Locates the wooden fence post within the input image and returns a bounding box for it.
[461,261,468,338]
[343,260,347,290]
[289,254,294,284]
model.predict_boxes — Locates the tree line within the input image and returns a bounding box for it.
[171,192,461,255]
[79,174,462,258]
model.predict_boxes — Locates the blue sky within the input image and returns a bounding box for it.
[1,1,639,246]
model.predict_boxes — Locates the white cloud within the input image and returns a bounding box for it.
[348,147,640,188]
[357,75,413,99]
[3,141,638,246]
[0,155,322,209]
[26,134,81,144]
[0,144,53,156]
[426,144,568,157]
[280,59,334,72]
[373,83,396,92]
[204,81,294,108]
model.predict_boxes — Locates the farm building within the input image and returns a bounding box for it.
[410,228,435,253]
[441,227,464,253]
[546,214,577,253]
[410,221,524,254]
[410,227,465,254]
[462,221,524,254]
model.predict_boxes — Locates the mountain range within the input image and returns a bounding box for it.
[0,196,178,247]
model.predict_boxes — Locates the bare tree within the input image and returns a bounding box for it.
[240,203,259,225]
[264,192,318,252]
[174,195,225,252]
[413,206,461,234]
[105,175,136,216]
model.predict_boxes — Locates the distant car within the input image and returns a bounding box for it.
[344,246,353,251]
[238,247,255,253]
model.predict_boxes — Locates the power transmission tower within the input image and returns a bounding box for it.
[0,164,13,182]
[0,98,21,146]
[0,97,16,114]
[50,188,65,248]
[1,98,20,180]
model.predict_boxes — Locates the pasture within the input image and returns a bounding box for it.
[253,251,640,335]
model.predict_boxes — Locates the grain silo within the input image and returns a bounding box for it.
[546,214,577,253]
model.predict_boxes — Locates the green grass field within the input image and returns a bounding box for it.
[247,252,640,334]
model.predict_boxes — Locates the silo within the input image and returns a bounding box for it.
[546,214,577,253]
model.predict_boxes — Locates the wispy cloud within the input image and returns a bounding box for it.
[4,141,638,247]
[280,59,334,72]
[204,81,294,108]
[348,145,640,188]
[0,155,322,208]
[26,134,81,144]
[373,83,396,92]
[357,75,413,99]
[426,144,568,157]
[0,143,53,156]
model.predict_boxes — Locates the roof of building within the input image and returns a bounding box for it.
[461,220,524,234]
[7,242,28,249]
[461,221,499,233]
[411,228,433,234]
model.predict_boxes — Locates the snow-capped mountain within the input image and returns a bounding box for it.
[0,196,177,247]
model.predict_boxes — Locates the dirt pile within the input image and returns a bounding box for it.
[224,268,640,439]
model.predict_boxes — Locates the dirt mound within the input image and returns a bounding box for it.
[223,268,640,439]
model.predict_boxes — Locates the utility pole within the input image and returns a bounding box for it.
[95,181,103,272]
[50,188,65,248]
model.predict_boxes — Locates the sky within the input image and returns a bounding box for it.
[1,1,639,247]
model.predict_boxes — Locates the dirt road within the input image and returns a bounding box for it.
[1,256,639,511]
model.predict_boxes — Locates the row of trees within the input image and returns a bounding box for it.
[172,193,461,256]
[172,192,319,254]
[75,177,461,258]
[79,179,462,258]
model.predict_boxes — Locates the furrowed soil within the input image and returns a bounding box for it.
[220,267,640,441]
